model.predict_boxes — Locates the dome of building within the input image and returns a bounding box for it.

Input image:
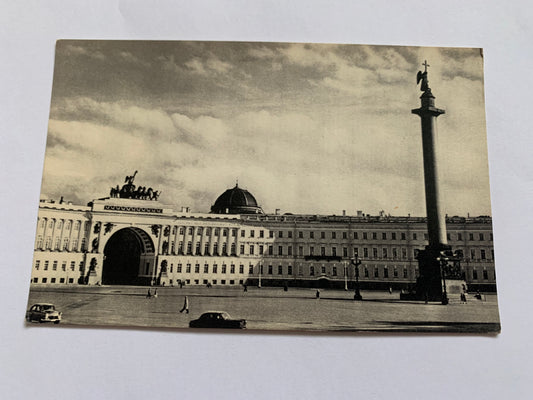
[211,184,263,214]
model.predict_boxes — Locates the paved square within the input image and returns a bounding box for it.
[26,285,500,333]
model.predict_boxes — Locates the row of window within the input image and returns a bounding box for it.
[32,268,494,285]
[34,260,84,271]
[39,219,89,231]
[35,236,87,251]
[164,241,495,261]
[163,262,412,279]
[163,227,494,242]
[32,277,76,284]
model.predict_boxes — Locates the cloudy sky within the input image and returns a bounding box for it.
[41,40,490,217]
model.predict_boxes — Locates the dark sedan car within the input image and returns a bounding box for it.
[189,311,246,329]
[26,303,62,324]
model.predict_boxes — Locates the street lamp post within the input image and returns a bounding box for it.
[351,252,363,301]
[437,252,449,305]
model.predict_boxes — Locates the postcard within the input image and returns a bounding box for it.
[26,41,499,333]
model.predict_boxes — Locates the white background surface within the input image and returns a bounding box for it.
[1,1,532,399]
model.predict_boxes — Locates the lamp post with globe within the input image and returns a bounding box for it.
[351,251,363,301]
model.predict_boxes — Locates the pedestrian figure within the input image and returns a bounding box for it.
[461,292,467,303]
[243,284,247,292]
[180,296,189,313]
[146,288,152,298]
[389,286,393,294]
[316,289,320,299]
[153,288,158,298]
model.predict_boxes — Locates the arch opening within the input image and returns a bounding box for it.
[102,228,154,285]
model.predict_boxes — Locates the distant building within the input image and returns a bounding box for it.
[30,184,496,291]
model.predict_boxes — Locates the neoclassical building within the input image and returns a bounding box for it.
[31,183,497,291]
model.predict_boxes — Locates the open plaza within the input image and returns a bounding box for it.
[26,285,500,333]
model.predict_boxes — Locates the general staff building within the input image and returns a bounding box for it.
[30,183,496,291]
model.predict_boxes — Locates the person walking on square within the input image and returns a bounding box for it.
[316,289,320,299]
[146,288,152,298]
[180,295,189,313]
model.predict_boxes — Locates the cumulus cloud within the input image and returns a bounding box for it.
[40,41,492,217]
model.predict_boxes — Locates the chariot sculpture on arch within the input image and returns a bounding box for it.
[109,170,161,200]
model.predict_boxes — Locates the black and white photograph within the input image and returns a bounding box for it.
[4,2,533,400]
[26,40,500,333]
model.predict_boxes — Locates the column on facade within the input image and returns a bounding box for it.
[58,218,66,251]
[66,219,74,251]
[171,225,178,254]
[96,222,103,253]
[182,224,189,255]
[217,227,224,256]
[208,226,216,255]
[76,220,83,252]
[226,227,232,257]
[39,217,47,250]
[190,226,198,256]
[199,225,206,256]
[50,218,57,250]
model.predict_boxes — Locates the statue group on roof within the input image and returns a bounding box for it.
[109,171,161,201]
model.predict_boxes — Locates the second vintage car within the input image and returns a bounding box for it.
[26,303,62,324]
[189,311,246,329]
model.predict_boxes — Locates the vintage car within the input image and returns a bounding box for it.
[26,303,62,324]
[189,311,246,329]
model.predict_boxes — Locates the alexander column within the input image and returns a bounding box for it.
[411,61,464,304]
